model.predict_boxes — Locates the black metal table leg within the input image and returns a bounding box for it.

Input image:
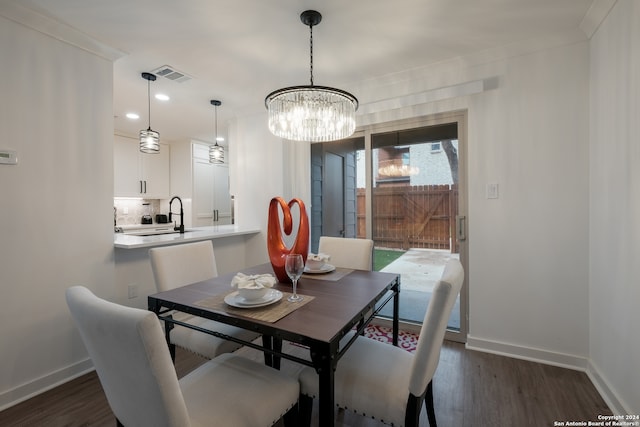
[311,342,336,427]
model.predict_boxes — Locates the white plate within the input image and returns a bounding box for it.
[224,289,283,308]
[304,263,336,274]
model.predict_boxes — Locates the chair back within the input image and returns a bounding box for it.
[149,241,217,292]
[65,286,190,427]
[318,236,374,271]
[408,258,464,397]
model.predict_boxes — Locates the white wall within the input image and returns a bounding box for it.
[466,42,590,362]
[350,40,591,364]
[230,112,284,266]
[232,40,592,367]
[0,12,116,408]
[589,0,640,414]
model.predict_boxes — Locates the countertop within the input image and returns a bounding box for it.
[114,224,261,249]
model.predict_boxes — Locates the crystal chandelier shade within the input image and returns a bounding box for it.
[378,162,420,177]
[139,72,160,154]
[265,10,358,142]
[266,86,357,142]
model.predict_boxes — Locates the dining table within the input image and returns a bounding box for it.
[148,262,400,427]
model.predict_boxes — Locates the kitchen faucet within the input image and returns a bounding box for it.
[169,196,185,233]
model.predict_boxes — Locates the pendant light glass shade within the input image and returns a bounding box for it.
[139,128,160,153]
[265,10,358,142]
[209,100,224,164]
[209,144,224,163]
[139,72,160,154]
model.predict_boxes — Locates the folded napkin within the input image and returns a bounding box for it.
[231,273,276,290]
[308,253,331,262]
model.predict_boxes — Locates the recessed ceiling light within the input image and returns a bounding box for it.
[126,113,140,120]
[155,93,170,101]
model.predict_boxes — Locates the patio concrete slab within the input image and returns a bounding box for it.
[380,248,457,292]
[377,248,460,328]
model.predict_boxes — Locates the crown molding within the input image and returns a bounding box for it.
[0,2,125,61]
[580,0,618,38]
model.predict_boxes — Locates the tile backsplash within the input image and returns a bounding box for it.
[114,199,162,226]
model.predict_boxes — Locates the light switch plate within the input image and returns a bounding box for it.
[0,149,17,165]
[486,183,499,199]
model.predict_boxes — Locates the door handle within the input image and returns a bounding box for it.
[456,215,466,241]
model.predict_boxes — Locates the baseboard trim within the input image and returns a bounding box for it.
[586,359,631,415]
[465,336,634,415]
[0,358,94,412]
[466,335,589,371]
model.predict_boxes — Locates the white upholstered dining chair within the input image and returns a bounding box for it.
[318,236,374,270]
[318,236,376,341]
[149,241,260,360]
[66,286,299,427]
[298,258,464,427]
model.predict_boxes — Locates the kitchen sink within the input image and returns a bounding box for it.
[135,230,182,236]
[115,224,196,236]
[118,227,189,236]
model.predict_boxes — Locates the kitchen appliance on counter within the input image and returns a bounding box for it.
[155,214,168,223]
[141,203,153,224]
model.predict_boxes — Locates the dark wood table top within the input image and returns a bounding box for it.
[148,263,399,346]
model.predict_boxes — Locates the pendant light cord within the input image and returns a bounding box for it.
[147,78,152,131]
[214,103,219,146]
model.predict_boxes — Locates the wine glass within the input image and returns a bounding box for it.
[285,253,304,302]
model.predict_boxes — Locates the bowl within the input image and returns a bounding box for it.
[306,258,326,270]
[237,286,269,301]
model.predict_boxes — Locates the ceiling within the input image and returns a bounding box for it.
[15,0,596,145]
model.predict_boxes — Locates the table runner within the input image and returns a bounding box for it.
[194,291,315,323]
[302,267,353,282]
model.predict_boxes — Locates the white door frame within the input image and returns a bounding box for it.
[361,110,469,343]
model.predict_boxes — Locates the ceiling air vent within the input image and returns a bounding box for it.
[150,65,192,83]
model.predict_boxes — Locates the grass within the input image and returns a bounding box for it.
[373,248,406,271]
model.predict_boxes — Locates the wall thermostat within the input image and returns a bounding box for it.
[0,150,17,165]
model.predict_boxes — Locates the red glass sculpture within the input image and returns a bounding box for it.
[267,197,309,283]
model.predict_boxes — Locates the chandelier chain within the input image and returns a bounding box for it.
[264,10,358,142]
[309,23,314,86]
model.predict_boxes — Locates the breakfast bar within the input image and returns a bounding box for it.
[114,224,260,249]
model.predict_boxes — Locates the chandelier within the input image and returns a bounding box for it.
[209,100,224,164]
[378,160,420,178]
[139,72,160,153]
[265,10,358,142]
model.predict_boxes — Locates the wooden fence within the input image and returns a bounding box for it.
[357,184,459,253]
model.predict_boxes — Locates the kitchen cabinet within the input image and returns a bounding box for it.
[170,141,232,227]
[192,143,232,226]
[114,134,170,198]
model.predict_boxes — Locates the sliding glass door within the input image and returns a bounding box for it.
[311,112,468,342]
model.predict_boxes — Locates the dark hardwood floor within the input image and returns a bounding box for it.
[0,340,611,427]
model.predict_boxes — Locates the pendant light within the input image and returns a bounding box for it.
[265,10,358,142]
[209,100,224,164]
[139,72,160,153]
